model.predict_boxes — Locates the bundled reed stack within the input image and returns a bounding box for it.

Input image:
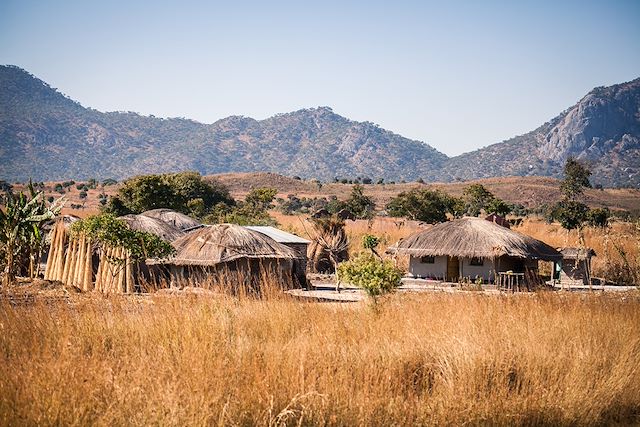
[94,246,135,293]
[43,221,67,282]
[44,214,176,294]
[43,222,95,291]
[44,228,134,293]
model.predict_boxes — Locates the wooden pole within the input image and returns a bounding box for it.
[102,246,112,293]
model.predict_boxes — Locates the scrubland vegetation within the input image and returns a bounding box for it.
[1,291,639,426]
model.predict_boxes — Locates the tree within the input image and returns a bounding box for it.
[560,157,592,200]
[71,214,174,271]
[486,198,511,217]
[117,174,176,213]
[362,234,381,258]
[213,188,277,226]
[386,189,455,223]
[462,184,495,216]
[106,172,234,218]
[586,207,610,228]
[554,200,589,231]
[345,184,375,219]
[0,183,63,286]
[554,158,592,232]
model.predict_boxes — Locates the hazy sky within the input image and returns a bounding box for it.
[1,0,639,156]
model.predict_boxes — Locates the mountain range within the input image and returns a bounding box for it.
[1,65,638,187]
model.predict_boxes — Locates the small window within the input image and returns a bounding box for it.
[420,256,435,264]
[470,257,484,266]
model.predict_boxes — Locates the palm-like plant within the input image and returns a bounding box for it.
[0,182,63,286]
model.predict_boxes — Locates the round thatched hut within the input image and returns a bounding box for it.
[390,217,561,285]
[140,209,202,231]
[118,214,184,242]
[150,224,304,291]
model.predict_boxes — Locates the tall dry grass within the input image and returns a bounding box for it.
[1,291,639,426]
[273,212,423,253]
[516,218,640,282]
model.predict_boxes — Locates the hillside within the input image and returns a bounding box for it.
[441,78,640,187]
[0,65,445,182]
[1,65,639,187]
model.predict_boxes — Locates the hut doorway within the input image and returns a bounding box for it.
[446,256,459,282]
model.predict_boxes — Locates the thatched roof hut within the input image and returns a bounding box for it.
[149,224,304,290]
[118,214,184,242]
[163,224,302,266]
[140,209,202,231]
[391,217,561,261]
[390,217,561,285]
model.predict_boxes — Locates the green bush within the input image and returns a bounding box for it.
[338,253,402,298]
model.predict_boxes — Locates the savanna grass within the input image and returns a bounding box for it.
[1,290,639,426]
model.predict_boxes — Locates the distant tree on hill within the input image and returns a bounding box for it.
[102,172,234,218]
[552,158,592,231]
[208,187,277,226]
[461,184,511,217]
[560,157,592,200]
[386,189,457,223]
[345,184,375,219]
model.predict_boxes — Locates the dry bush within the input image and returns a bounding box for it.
[1,291,639,426]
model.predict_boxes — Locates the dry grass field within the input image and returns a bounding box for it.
[1,291,639,426]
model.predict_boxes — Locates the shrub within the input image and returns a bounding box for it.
[338,252,402,298]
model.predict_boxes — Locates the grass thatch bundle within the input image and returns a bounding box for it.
[392,217,561,260]
[140,208,202,231]
[118,214,184,242]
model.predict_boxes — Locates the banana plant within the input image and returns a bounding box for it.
[0,182,64,286]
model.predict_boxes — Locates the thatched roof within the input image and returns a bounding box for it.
[118,214,185,242]
[391,217,561,261]
[153,224,303,266]
[140,209,202,231]
[559,247,596,260]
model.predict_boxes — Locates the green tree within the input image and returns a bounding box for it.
[560,157,592,200]
[106,172,234,218]
[462,184,495,216]
[345,184,375,219]
[0,183,63,285]
[215,187,277,226]
[586,207,610,228]
[554,158,592,231]
[554,200,589,230]
[118,175,176,212]
[386,189,454,223]
[486,198,511,216]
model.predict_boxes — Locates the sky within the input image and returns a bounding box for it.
[1,0,639,156]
